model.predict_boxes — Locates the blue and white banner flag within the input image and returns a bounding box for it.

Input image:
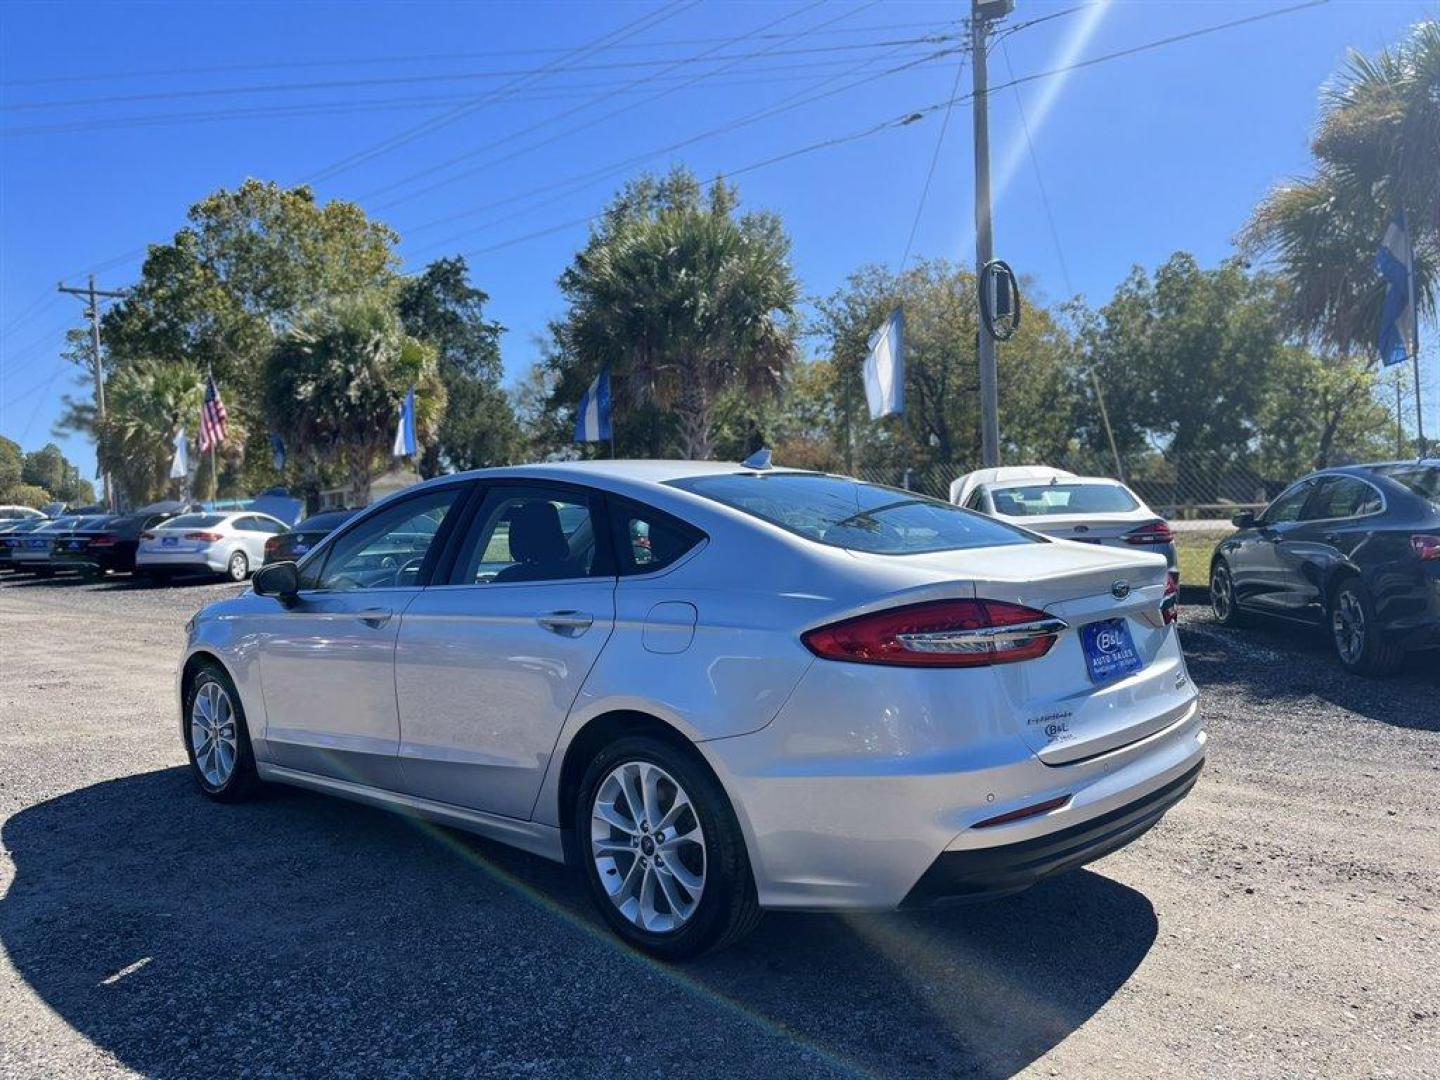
[392,386,417,457]
[1377,211,1415,368]
[864,306,905,419]
[169,429,188,480]
[269,433,287,471]
[574,366,613,443]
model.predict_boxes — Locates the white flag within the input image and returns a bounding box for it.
[169,429,188,479]
[863,306,905,419]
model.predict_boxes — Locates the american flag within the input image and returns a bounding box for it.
[198,373,228,452]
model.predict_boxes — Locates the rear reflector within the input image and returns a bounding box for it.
[1411,535,1440,561]
[974,794,1071,829]
[1162,571,1180,625]
[802,599,1067,668]
[1125,520,1174,546]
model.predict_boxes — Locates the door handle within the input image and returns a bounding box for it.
[538,610,593,636]
[357,608,392,628]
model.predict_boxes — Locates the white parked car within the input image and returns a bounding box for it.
[0,505,48,523]
[178,461,1202,958]
[953,467,1179,574]
[137,511,288,582]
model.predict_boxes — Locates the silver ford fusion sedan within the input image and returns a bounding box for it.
[178,460,1204,959]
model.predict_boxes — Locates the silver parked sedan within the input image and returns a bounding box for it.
[178,460,1204,958]
[138,511,288,582]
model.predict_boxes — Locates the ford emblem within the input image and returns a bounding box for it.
[1111,580,1131,600]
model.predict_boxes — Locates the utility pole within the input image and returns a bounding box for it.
[58,274,128,512]
[971,0,1013,468]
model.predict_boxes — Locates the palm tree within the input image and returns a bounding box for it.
[94,359,206,505]
[556,169,799,459]
[1243,21,1438,355]
[263,294,445,505]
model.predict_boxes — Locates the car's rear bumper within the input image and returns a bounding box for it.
[137,550,228,573]
[900,758,1203,906]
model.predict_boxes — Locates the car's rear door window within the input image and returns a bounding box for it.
[1307,477,1382,520]
[609,498,704,575]
[669,473,1035,555]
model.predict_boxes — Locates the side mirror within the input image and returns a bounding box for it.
[252,561,300,604]
[1232,510,1257,529]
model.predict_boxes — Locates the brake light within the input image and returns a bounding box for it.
[1411,535,1440,561]
[90,534,118,548]
[1162,571,1180,625]
[264,536,281,553]
[802,599,1067,668]
[140,531,156,541]
[1125,520,1174,546]
[185,531,223,542]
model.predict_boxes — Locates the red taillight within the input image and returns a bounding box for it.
[90,533,119,548]
[140,531,156,541]
[1411,535,1440,561]
[1162,570,1180,625]
[264,536,281,553]
[1125,520,1174,546]
[185,531,223,542]
[802,599,1067,668]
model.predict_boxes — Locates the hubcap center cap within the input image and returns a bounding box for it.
[640,835,655,857]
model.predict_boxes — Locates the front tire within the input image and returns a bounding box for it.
[575,735,761,960]
[225,550,249,582]
[183,663,261,801]
[1210,559,1248,627]
[1330,578,1405,677]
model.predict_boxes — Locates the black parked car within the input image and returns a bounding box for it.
[51,501,202,576]
[262,507,357,565]
[1210,462,1440,676]
[0,519,48,570]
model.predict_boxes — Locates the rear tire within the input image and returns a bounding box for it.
[1329,578,1405,677]
[575,734,761,960]
[225,550,249,582]
[183,662,261,802]
[1209,559,1248,627]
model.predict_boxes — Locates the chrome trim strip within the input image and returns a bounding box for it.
[898,616,1069,652]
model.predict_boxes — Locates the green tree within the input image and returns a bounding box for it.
[397,256,519,475]
[813,260,1080,472]
[93,360,205,504]
[81,180,403,493]
[264,295,445,505]
[15,442,94,505]
[0,434,22,493]
[1254,347,1393,474]
[1243,21,1437,359]
[549,167,799,459]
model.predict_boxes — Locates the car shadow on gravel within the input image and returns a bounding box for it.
[1179,608,1440,732]
[1,769,1158,1079]
[0,572,223,591]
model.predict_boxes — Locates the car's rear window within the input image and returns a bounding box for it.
[164,513,225,529]
[668,473,1036,555]
[1371,464,1440,506]
[990,482,1139,516]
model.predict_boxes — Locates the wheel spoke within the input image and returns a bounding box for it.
[640,764,664,829]
[654,864,694,917]
[594,799,639,836]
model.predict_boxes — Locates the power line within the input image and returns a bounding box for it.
[2,51,951,138]
[1,290,60,339]
[365,1,881,211]
[1,32,962,113]
[898,49,968,275]
[400,39,960,254]
[448,0,1331,261]
[999,38,1071,294]
[0,21,956,88]
[301,0,698,186]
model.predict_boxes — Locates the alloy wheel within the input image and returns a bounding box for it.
[228,552,247,581]
[190,680,239,787]
[1332,589,1366,665]
[590,760,706,934]
[1210,565,1233,621]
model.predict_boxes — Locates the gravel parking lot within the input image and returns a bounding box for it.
[1,573,1437,1079]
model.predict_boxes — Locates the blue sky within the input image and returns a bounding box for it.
[1,0,1434,479]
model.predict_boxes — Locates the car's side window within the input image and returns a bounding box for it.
[1263,481,1314,525]
[1307,477,1378,520]
[313,488,463,592]
[965,489,987,512]
[451,485,603,585]
[610,498,704,576]
[250,516,285,534]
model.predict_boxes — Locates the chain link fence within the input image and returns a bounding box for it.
[852,450,1297,520]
